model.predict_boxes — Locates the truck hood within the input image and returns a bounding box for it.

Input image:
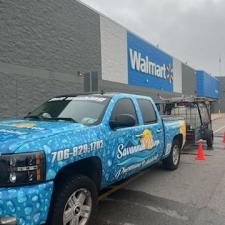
[0,119,83,153]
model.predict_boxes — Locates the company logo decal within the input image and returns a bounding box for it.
[0,123,44,131]
[11,123,36,128]
[115,153,159,178]
[140,129,154,149]
[129,48,173,83]
[117,129,159,159]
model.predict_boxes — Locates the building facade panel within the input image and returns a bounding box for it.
[100,16,128,83]
[0,72,17,119]
[0,0,102,75]
[213,77,225,113]
[0,62,84,119]
[127,32,174,92]
[173,58,182,93]
[99,80,181,101]
[0,0,101,119]
[196,71,219,99]
[181,64,196,96]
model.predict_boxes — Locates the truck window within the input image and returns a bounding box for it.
[137,99,157,124]
[110,98,138,125]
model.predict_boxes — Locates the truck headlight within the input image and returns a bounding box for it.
[0,152,46,187]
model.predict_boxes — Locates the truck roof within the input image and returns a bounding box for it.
[55,92,153,100]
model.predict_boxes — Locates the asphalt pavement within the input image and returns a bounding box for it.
[96,118,225,225]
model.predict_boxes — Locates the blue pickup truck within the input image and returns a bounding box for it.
[0,93,186,225]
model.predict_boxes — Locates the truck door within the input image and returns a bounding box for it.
[136,98,164,159]
[108,97,148,182]
[108,97,163,182]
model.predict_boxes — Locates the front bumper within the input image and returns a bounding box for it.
[0,181,54,225]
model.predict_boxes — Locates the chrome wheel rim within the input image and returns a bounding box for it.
[63,188,92,225]
[172,145,179,165]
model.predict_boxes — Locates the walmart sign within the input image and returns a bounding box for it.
[128,32,173,92]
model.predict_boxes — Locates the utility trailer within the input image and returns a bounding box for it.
[156,96,214,147]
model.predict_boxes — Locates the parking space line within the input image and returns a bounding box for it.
[214,124,225,134]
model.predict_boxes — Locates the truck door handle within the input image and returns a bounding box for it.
[135,134,144,138]
[157,128,162,133]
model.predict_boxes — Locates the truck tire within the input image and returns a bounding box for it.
[163,139,181,170]
[48,175,98,225]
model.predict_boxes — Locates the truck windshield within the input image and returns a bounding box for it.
[26,96,110,126]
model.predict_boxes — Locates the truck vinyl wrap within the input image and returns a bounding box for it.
[0,94,185,225]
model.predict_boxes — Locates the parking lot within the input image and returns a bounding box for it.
[96,117,225,225]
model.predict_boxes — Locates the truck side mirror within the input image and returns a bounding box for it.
[109,114,136,130]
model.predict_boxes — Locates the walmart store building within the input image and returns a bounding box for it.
[0,0,222,119]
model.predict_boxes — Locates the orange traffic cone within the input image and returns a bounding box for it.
[223,132,225,143]
[195,142,206,160]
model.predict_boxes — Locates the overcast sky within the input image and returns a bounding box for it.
[80,0,225,77]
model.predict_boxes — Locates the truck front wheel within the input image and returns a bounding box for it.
[163,139,181,170]
[48,175,98,225]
